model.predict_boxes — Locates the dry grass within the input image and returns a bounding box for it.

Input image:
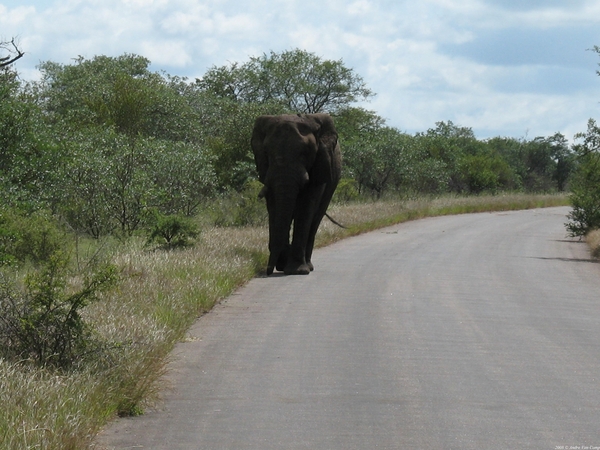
[0,361,112,450]
[587,229,600,259]
[0,193,570,449]
[318,193,570,246]
[1,227,269,449]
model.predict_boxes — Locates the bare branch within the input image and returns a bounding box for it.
[0,38,25,68]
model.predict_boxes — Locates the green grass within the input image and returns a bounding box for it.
[0,193,570,449]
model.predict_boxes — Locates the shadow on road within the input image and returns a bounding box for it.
[528,256,598,264]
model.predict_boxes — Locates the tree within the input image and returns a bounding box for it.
[0,69,30,173]
[195,97,287,190]
[148,140,217,216]
[197,49,374,113]
[491,133,574,193]
[521,137,559,191]
[344,127,416,198]
[0,61,58,210]
[189,50,377,190]
[32,55,218,236]
[415,121,476,192]
[0,38,24,69]
[333,107,386,142]
[37,54,198,141]
[457,152,515,194]
[546,133,575,191]
[486,136,526,190]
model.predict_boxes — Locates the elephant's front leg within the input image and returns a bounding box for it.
[285,185,325,275]
[265,190,292,275]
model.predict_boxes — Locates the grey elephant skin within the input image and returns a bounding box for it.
[251,113,342,275]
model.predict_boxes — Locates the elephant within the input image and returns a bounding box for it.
[251,113,342,275]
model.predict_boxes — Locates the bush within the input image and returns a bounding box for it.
[566,119,600,237]
[0,221,17,266]
[234,181,267,226]
[0,252,117,369]
[146,212,199,249]
[208,181,267,227]
[333,178,359,203]
[0,208,69,266]
[566,158,600,236]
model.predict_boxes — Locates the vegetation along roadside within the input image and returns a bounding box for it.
[0,194,569,450]
[1,39,598,449]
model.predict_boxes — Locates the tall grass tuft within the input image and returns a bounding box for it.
[586,229,600,259]
[0,360,113,450]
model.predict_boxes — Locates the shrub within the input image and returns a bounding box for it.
[146,212,199,249]
[566,159,600,236]
[566,119,600,237]
[333,178,359,203]
[208,182,267,227]
[0,208,69,266]
[0,219,18,266]
[0,252,117,369]
[233,181,267,226]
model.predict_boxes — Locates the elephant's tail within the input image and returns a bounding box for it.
[325,213,347,229]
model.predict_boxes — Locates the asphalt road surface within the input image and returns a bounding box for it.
[97,207,600,450]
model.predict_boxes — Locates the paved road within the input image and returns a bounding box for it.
[97,207,600,449]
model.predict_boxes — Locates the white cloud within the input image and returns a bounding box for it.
[2,0,599,139]
[347,0,373,16]
[0,4,36,26]
[122,0,169,7]
[211,12,259,36]
[139,39,191,67]
[160,7,213,34]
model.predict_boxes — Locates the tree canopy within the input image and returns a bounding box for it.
[0,48,581,240]
[197,49,374,113]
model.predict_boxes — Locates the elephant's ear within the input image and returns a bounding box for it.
[310,114,340,185]
[251,116,271,184]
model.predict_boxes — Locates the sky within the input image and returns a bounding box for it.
[2,0,600,141]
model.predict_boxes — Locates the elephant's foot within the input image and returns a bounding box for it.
[284,261,311,275]
[266,246,290,275]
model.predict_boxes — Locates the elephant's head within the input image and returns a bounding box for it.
[251,114,340,275]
